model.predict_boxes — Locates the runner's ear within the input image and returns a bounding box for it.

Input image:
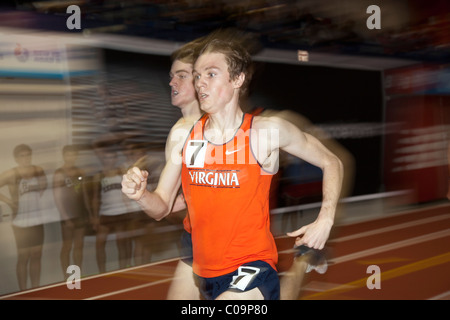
[233,72,245,89]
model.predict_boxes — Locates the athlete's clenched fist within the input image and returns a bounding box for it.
[121,166,149,201]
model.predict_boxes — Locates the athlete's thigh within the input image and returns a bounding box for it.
[216,287,264,300]
[167,260,200,300]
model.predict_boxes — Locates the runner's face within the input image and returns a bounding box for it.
[193,52,237,113]
[169,60,196,109]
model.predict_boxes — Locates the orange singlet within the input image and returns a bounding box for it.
[181,113,278,278]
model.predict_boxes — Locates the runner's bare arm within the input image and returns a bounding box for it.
[256,116,344,249]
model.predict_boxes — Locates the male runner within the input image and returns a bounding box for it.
[122,32,343,300]
[164,40,203,300]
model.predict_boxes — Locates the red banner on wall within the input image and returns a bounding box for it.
[384,65,450,203]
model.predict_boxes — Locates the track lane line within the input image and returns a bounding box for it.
[329,229,450,265]
[329,214,450,243]
[84,278,174,300]
[0,257,180,300]
[302,252,450,300]
[428,290,450,300]
[279,229,450,265]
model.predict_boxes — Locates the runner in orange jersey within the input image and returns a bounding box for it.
[122,30,344,300]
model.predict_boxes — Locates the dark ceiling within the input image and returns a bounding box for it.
[1,0,449,67]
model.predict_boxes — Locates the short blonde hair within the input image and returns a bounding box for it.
[171,37,206,65]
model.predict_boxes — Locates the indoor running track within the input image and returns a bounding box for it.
[1,202,449,300]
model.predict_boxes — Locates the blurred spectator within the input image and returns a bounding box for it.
[121,140,161,265]
[52,145,90,277]
[0,144,47,290]
[90,144,132,273]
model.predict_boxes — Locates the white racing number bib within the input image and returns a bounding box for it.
[229,266,261,291]
[185,140,208,168]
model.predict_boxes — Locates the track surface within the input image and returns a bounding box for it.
[2,202,449,300]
